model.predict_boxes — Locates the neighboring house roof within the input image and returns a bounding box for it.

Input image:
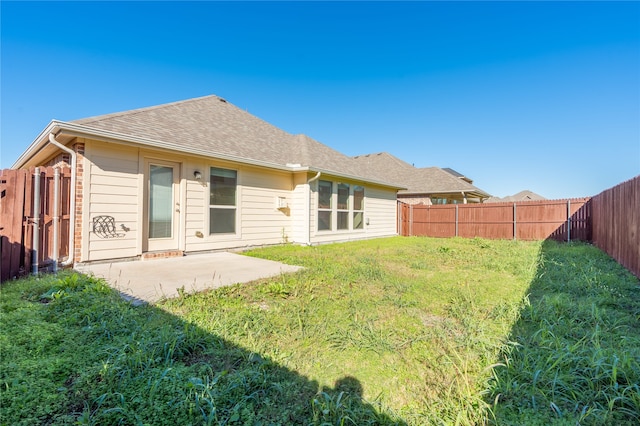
[14,95,403,189]
[351,152,491,199]
[485,190,546,203]
[442,167,473,184]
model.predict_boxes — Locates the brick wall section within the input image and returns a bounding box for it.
[73,142,85,263]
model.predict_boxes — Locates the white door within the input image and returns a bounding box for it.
[146,161,180,252]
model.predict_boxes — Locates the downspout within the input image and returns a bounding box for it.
[52,168,60,273]
[306,172,322,245]
[32,167,40,275]
[461,191,467,204]
[48,133,77,266]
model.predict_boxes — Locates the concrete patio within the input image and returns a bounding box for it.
[75,252,302,305]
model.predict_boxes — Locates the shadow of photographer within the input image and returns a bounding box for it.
[313,376,407,425]
[1,271,406,425]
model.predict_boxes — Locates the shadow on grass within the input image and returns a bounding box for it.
[486,240,640,425]
[0,272,406,425]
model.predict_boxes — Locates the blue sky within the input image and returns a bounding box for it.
[2,1,639,199]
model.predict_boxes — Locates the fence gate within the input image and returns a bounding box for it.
[1,167,71,282]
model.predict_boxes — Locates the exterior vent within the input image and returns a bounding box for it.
[276,196,288,209]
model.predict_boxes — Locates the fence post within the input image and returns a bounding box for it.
[513,202,517,241]
[455,204,458,237]
[409,204,413,237]
[567,199,571,242]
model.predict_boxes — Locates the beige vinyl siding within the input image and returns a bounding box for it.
[240,167,292,245]
[184,171,207,248]
[85,141,140,261]
[361,186,398,236]
[184,163,293,252]
[289,173,308,244]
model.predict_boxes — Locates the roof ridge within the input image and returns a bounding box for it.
[72,94,221,124]
[353,151,415,169]
[353,151,385,158]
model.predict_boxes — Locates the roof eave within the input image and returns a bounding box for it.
[11,121,66,169]
[15,121,312,173]
[400,189,490,198]
[12,122,403,191]
[307,167,406,190]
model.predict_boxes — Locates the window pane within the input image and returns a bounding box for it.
[337,212,348,230]
[210,208,236,234]
[318,210,331,231]
[354,186,364,210]
[149,165,173,238]
[318,180,332,209]
[353,212,364,229]
[210,167,237,206]
[337,183,349,210]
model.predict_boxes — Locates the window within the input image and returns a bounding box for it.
[318,180,332,231]
[337,183,349,230]
[353,185,364,229]
[317,180,365,232]
[210,167,237,234]
[431,197,447,205]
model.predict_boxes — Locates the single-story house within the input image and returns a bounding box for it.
[12,95,405,265]
[351,152,491,205]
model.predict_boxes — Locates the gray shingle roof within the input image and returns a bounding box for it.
[485,190,546,203]
[352,152,491,197]
[442,167,473,184]
[71,95,400,187]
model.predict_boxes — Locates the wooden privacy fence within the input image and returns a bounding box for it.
[1,167,71,282]
[591,175,639,279]
[398,198,592,242]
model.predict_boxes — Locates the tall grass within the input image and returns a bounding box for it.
[487,241,640,425]
[1,237,638,425]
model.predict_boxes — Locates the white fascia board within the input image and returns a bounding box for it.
[306,167,406,190]
[11,121,63,169]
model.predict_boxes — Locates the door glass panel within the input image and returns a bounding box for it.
[149,165,173,238]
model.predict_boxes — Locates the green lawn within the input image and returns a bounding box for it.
[1,237,638,425]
